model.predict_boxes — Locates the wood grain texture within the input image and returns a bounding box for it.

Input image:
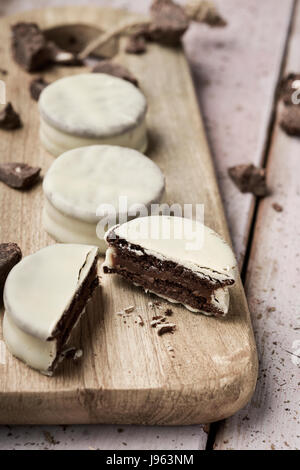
[214,1,300,451]
[0,6,257,426]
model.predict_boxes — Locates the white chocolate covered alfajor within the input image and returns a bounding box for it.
[3,244,99,375]
[39,73,147,157]
[43,145,165,252]
[103,216,237,316]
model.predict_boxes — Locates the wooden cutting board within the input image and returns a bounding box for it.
[0,6,258,425]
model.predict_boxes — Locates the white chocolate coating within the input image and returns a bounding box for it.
[43,145,165,250]
[43,200,105,250]
[105,216,237,284]
[3,244,99,341]
[3,313,57,375]
[40,116,147,157]
[39,73,147,156]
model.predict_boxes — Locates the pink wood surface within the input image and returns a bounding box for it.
[185,0,294,266]
[0,0,297,451]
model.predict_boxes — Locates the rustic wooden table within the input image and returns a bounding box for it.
[0,0,299,450]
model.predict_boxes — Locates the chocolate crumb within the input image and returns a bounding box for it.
[0,243,22,296]
[0,162,41,189]
[148,0,189,46]
[136,315,144,326]
[278,73,300,105]
[29,77,49,101]
[157,322,176,336]
[0,68,8,76]
[125,34,147,54]
[92,60,138,87]
[280,105,300,136]
[43,431,59,446]
[272,202,283,212]
[203,424,210,434]
[165,308,173,316]
[0,103,22,130]
[228,164,268,197]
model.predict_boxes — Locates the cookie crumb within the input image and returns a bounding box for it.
[157,322,176,336]
[165,308,173,316]
[136,315,144,326]
[124,305,135,314]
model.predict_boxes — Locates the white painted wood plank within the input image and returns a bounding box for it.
[184,0,294,265]
[214,1,300,451]
[0,424,207,450]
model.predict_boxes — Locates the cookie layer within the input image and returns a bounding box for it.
[103,216,237,316]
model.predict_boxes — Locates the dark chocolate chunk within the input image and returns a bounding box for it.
[0,68,8,76]
[280,105,300,136]
[11,22,53,72]
[29,77,49,101]
[11,22,81,72]
[278,73,300,106]
[148,0,189,45]
[272,202,283,212]
[0,162,41,189]
[125,34,147,54]
[0,243,22,296]
[185,0,227,27]
[228,164,268,197]
[157,322,176,336]
[0,103,22,130]
[92,60,138,87]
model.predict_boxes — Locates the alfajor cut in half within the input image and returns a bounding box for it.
[103,216,237,316]
[42,145,165,253]
[38,73,147,157]
[3,244,99,375]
